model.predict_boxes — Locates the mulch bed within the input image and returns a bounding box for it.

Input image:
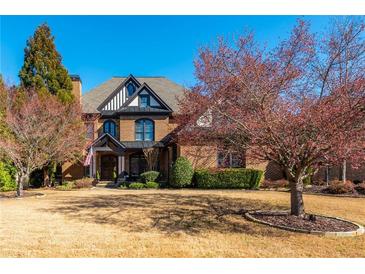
[0,191,44,199]
[251,212,359,232]
[303,185,365,198]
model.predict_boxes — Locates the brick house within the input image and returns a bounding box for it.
[63,74,365,183]
[62,74,225,182]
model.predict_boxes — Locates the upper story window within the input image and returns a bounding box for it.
[103,120,117,137]
[135,119,154,141]
[140,94,150,108]
[127,82,136,97]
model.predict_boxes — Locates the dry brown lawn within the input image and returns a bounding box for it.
[0,188,364,257]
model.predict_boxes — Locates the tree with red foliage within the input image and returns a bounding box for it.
[0,86,87,196]
[177,18,365,216]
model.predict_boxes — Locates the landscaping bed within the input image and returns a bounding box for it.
[245,211,364,236]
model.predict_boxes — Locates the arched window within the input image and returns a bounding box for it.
[135,119,154,141]
[103,120,117,137]
[127,82,136,96]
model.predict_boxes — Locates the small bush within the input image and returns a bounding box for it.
[140,171,160,183]
[325,180,355,194]
[74,177,96,189]
[145,181,159,189]
[353,180,363,185]
[56,181,75,191]
[0,161,16,192]
[261,179,289,189]
[194,168,263,189]
[128,182,146,189]
[355,183,365,195]
[170,157,194,188]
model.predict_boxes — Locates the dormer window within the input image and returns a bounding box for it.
[127,82,136,97]
[140,94,150,108]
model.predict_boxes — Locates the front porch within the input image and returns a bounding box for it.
[86,133,171,182]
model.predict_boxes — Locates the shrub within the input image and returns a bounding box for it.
[170,157,194,188]
[74,177,96,189]
[325,180,355,194]
[261,179,289,189]
[194,168,263,189]
[355,183,365,195]
[56,181,75,191]
[353,180,363,185]
[128,182,146,189]
[0,161,16,192]
[145,181,159,189]
[140,171,160,183]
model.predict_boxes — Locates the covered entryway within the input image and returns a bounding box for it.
[100,155,117,180]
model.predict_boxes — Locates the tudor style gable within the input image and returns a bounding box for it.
[96,75,172,113]
[120,83,172,111]
[97,75,141,111]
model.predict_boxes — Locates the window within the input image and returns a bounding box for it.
[135,119,154,141]
[127,82,136,96]
[217,150,244,168]
[140,94,150,107]
[103,120,117,137]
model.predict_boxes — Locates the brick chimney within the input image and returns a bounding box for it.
[70,75,82,102]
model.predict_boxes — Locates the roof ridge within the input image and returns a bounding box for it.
[112,76,166,78]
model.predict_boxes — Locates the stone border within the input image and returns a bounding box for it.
[0,192,45,200]
[245,210,365,237]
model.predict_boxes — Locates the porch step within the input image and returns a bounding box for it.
[96,181,117,188]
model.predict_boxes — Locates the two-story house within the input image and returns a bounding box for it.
[62,74,225,182]
[61,74,365,184]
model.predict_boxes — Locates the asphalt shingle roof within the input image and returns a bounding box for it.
[82,76,186,114]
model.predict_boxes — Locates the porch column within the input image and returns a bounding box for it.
[122,155,125,172]
[89,157,93,178]
[118,156,122,175]
[92,153,96,178]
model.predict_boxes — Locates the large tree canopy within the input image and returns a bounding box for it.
[0,85,87,196]
[177,18,365,216]
[19,23,73,102]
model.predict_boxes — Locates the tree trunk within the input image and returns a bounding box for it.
[325,166,330,187]
[289,177,305,217]
[16,173,29,197]
[342,160,347,183]
[43,167,50,187]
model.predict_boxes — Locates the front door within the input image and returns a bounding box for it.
[100,155,117,180]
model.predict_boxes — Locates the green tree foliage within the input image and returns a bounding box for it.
[0,161,17,192]
[170,157,194,188]
[18,23,73,103]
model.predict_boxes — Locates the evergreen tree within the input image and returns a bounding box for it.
[19,23,73,102]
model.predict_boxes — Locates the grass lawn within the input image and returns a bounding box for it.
[0,188,364,257]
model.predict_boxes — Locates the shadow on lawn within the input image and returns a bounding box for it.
[41,192,288,236]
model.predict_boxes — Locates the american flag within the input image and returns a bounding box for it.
[84,147,93,166]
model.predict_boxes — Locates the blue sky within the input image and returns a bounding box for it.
[1,16,334,93]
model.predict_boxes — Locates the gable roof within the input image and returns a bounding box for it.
[97,75,141,112]
[120,83,172,111]
[82,76,186,114]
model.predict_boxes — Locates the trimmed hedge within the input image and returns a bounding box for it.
[146,181,159,189]
[129,182,146,189]
[140,171,160,183]
[56,181,75,191]
[194,168,263,189]
[170,157,194,188]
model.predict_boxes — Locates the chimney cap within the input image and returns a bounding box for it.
[70,74,81,83]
